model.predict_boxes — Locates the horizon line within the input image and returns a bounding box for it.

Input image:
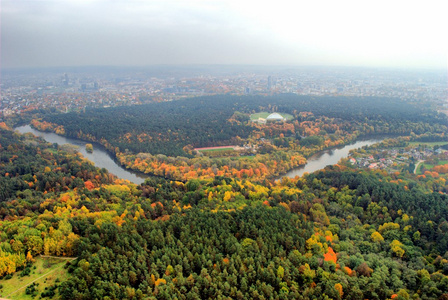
[2,63,446,73]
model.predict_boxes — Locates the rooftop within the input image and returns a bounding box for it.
[266,113,284,120]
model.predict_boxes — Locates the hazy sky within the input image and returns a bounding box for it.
[2,0,447,69]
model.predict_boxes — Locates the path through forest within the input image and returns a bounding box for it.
[4,256,76,299]
[414,160,424,174]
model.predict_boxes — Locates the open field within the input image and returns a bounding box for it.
[417,160,448,175]
[0,256,76,300]
[195,146,235,152]
[250,112,294,121]
[408,141,448,147]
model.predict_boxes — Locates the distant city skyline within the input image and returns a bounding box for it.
[2,0,447,70]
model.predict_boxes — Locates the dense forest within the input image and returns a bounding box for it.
[28,95,446,188]
[38,95,446,157]
[1,121,448,299]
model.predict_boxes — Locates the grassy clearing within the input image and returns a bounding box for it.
[250,112,294,121]
[250,112,271,120]
[43,148,58,155]
[417,160,448,175]
[198,147,234,152]
[408,141,448,147]
[0,256,75,300]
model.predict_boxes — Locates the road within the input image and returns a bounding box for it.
[414,160,424,174]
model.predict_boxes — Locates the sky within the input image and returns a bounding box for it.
[2,0,447,69]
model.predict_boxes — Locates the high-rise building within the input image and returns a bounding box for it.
[62,73,69,86]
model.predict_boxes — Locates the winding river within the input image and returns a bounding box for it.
[282,139,383,178]
[14,125,382,184]
[15,125,148,184]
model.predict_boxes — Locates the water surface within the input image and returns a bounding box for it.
[15,125,147,184]
[15,125,383,183]
[282,139,382,178]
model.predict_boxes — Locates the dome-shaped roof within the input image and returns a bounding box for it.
[266,113,284,120]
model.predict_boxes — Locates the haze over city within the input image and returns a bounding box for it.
[2,0,447,70]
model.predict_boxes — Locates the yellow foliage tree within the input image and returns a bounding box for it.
[390,240,405,258]
[0,251,26,276]
[298,263,316,283]
[44,237,57,255]
[165,265,174,276]
[378,222,400,233]
[155,278,166,286]
[277,265,285,279]
[334,283,343,298]
[371,231,384,243]
[223,191,232,202]
[278,202,290,211]
[26,251,34,262]
[402,214,410,223]
[306,234,326,254]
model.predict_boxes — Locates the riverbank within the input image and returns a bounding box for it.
[14,125,148,184]
[280,138,384,178]
[15,125,387,184]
